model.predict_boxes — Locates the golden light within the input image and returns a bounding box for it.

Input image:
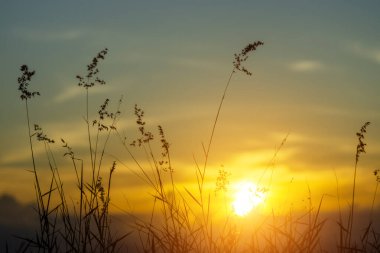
[232,181,266,216]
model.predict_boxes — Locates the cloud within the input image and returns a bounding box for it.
[348,42,380,64]
[12,27,83,42]
[54,86,82,103]
[289,60,323,72]
[54,85,112,103]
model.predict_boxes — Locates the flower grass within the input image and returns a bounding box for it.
[7,43,380,253]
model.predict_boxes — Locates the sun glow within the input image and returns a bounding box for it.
[232,181,266,216]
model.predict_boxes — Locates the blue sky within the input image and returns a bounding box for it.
[0,0,380,212]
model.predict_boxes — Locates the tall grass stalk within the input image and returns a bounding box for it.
[17,65,55,250]
[198,41,264,251]
[346,122,370,250]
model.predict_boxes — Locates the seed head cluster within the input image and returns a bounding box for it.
[158,125,171,172]
[76,48,108,88]
[130,104,154,146]
[34,124,55,143]
[355,121,370,164]
[233,41,264,76]
[215,166,230,193]
[374,169,380,183]
[17,65,40,100]
[92,98,120,132]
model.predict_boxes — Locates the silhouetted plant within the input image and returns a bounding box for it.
[121,42,267,253]
[130,104,154,147]
[76,48,108,89]
[204,40,264,170]
[215,166,230,194]
[346,122,370,249]
[17,65,55,251]
[18,65,40,100]
[233,41,264,76]
[13,43,380,253]
[15,50,127,253]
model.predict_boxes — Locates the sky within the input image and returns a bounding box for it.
[1,0,380,246]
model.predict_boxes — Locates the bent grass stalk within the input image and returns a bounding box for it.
[199,41,264,251]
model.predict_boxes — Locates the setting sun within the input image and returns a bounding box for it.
[232,181,267,216]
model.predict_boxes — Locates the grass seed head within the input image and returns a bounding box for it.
[355,121,370,164]
[77,48,108,88]
[17,65,40,100]
[233,41,264,76]
[34,124,55,143]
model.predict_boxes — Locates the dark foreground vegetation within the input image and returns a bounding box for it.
[5,42,380,252]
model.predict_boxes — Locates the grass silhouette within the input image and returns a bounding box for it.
[9,43,380,252]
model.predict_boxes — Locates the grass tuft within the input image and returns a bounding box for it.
[9,43,380,253]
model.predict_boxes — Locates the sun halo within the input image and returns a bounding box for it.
[232,181,266,217]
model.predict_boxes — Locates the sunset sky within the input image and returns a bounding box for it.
[1,0,380,222]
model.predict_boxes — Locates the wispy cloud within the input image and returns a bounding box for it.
[12,27,83,42]
[289,60,323,72]
[54,85,112,103]
[348,42,380,64]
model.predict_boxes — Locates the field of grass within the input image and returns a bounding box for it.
[7,43,380,253]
